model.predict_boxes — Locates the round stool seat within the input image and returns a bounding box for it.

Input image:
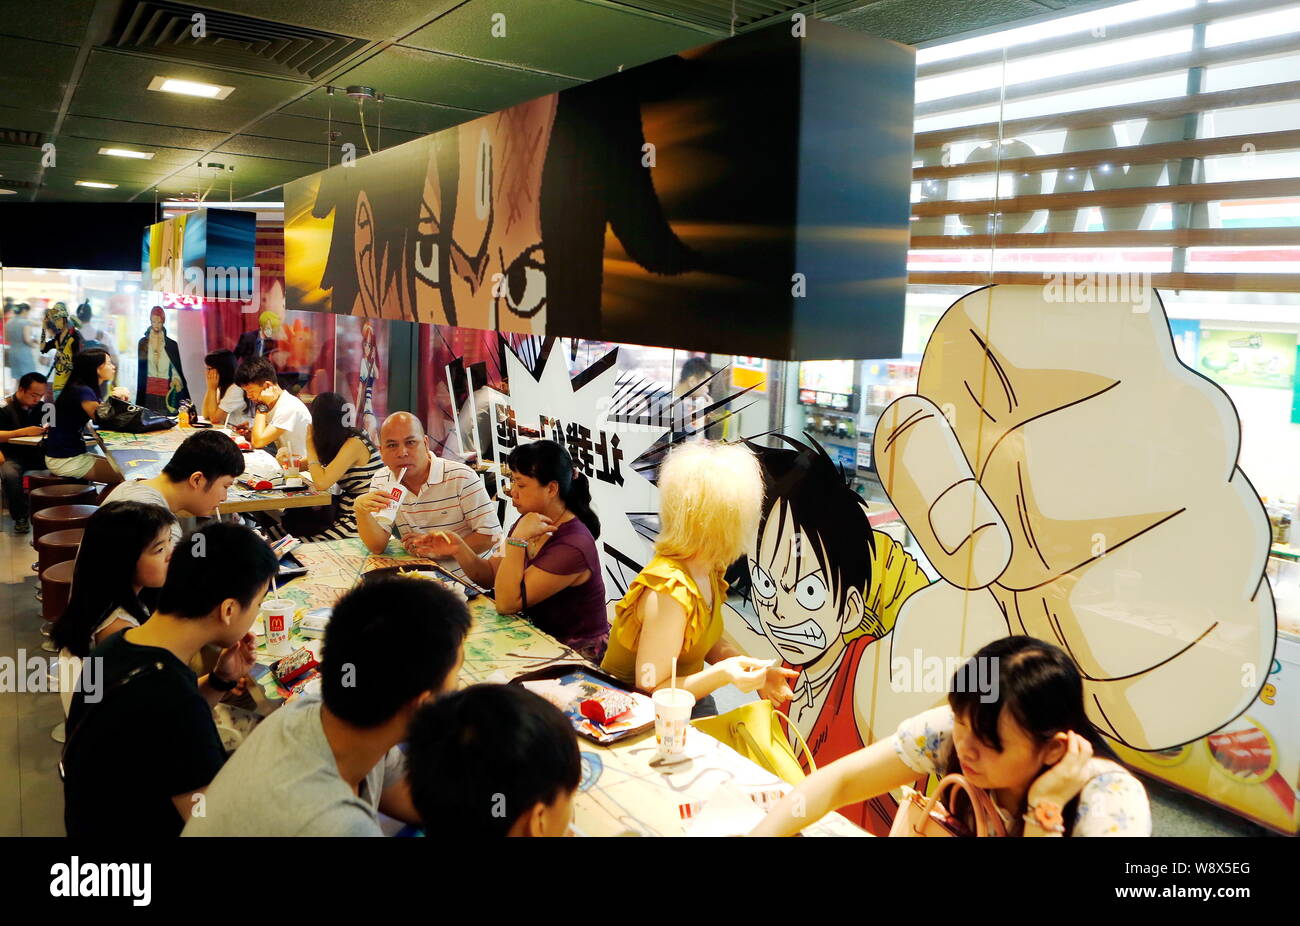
[36,528,84,575]
[32,504,98,546]
[26,471,88,492]
[30,483,99,516]
[40,559,76,626]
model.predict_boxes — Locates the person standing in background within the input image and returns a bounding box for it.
[75,300,118,371]
[4,303,39,387]
[42,302,83,397]
[136,306,190,414]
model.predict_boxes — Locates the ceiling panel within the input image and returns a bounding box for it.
[0,37,81,111]
[0,0,96,45]
[195,0,458,42]
[69,49,309,134]
[402,0,717,80]
[282,88,478,136]
[332,45,579,114]
[59,115,229,153]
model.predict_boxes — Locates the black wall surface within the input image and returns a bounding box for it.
[0,203,160,271]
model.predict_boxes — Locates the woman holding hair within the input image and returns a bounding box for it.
[52,501,178,658]
[42,348,126,483]
[434,439,608,662]
[751,636,1152,836]
[601,440,797,719]
[201,348,250,428]
[288,391,383,541]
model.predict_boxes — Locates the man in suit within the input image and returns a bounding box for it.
[234,311,279,362]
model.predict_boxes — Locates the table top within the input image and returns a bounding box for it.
[95,427,331,513]
[263,537,865,838]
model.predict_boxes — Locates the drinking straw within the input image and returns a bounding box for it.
[672,657,677,693]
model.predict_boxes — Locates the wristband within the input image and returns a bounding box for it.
[506,538,529,549]
[207,671,239,692]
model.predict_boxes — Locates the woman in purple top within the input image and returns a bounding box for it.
[438,439,608,662]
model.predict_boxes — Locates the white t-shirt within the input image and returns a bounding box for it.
[267,390,310,458]
[219,384,251,427]
[101,480,184,544]
[91,606,141,653]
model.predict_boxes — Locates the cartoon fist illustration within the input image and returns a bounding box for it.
[874,284,1275,750]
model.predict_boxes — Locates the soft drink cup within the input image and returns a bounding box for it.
[261,599,296,657]
[370,480,408,528]
[652,687,695,763]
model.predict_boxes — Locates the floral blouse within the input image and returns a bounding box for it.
[893,706,1152,836]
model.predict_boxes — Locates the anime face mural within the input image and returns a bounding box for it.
[300,77,696,337]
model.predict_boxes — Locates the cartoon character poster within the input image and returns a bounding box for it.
[283,21,914,362]
[723,284,1285,834]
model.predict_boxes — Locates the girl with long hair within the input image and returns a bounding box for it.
[201,348,250,428]
[752,636,1151,836]
[600,440,797,719]
[286,391,383,540]
[52,501,178,658]
[43,348,125,483]
[436,439,608,661]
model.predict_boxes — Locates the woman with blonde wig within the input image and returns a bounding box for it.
[602,441,797,718]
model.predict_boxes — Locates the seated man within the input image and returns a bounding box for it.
[184,575,471,836]
[62,522,278,838]
[406,684,580,837]
[355,411,500,579]
[234,356,310,462]
[0,371,48,533]
[102,428,245,541]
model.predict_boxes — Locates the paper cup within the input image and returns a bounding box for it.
[261,598,296,657]
[369,481,409,528]
[652,687,695,763]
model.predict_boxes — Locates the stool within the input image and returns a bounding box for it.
[40,559,76,652]
[32,504,98,547]
[36,528,83,575]
[25,471,88,492]
[30,484,99,518]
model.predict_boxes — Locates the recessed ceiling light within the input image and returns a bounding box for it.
[99,147,154,160]
[76,180,118,189]
[148,76,234,99]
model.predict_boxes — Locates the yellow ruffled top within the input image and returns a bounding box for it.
[600,555,728,686]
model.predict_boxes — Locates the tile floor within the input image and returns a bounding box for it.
[0,513,1279,837]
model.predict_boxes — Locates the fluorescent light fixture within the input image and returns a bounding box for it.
[75,180,118,189]
[99,146,154,160]
[0,188,17,196]
[147,76,235,100]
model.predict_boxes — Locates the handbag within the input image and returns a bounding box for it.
[889,773,1008,837]
[96,396,175,434]
[691,700,815,787]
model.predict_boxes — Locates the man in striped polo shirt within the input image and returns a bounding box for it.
[357,412,500,580]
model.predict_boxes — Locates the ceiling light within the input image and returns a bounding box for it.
[0,188,17,196]
[76,180,118,189]
[160,201,282,210]
[99,147,154,160]
[148,76,235,100]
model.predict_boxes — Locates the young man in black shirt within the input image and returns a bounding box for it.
[0,371,48,533]
[62,521,279,837]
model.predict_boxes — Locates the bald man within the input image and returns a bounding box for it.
[355,412,501,579]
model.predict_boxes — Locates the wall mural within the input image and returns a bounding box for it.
[285,21,915,361]
[723,284,1284,833]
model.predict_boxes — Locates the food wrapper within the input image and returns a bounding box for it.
[272,646,319,686]
[579,690,634,725]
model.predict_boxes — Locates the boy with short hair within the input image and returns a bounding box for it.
[62,522,279,838]
[234,356,310,462]
[102,428,245,540]
[405,684,581,837]
[184,575,471,836]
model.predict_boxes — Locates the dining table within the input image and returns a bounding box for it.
[244,536,867,838]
